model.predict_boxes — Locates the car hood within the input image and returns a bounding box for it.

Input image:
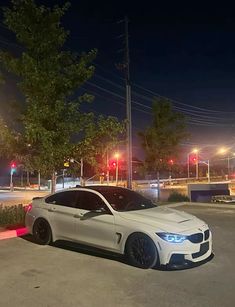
[118,206,206,233]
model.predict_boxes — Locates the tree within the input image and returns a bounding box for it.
[0,116,16,158]
[139,97,188,177]
[0,0,96,192]
[74,115,125,182]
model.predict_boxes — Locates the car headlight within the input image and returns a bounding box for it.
[157,232,187,243]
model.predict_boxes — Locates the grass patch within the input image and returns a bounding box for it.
[0,204,26,228]
[168,191,190,202]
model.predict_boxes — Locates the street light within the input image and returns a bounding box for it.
[218,148,235,179]
[114,153,119,186]
[70,158,84,186]
[200,160,210,183]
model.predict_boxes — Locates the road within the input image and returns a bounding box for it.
[0,204,235,307]
[0,186,185,205]
[0,190,49,206]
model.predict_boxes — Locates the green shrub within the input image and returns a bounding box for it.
[0,204,26,227]
[168,191,190,202]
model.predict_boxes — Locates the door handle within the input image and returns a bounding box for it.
[48,208,54,212]
[74,213,83,218]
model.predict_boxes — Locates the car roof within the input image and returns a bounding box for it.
[79,185,131,192]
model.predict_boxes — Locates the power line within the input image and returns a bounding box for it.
[86,80,235,127]
[91,74,235,122]
[2,20,235,130]
[94,62,235,115]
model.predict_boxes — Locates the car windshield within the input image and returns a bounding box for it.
[88,187,157,212]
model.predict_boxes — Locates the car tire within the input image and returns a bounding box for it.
[33,218,52,245]
[125,232,158,269]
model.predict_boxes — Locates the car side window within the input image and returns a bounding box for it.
[45,191,78,208]
[77,191,108,211]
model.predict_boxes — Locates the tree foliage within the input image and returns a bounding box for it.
[0,116,16,158]
[0,0,96,185]
[139,97,188,174]
[74,115,126,173]
[0,0,125,191]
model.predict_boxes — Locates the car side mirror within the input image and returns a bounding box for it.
[91,207,110,214]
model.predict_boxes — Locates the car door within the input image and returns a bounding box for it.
[75,190,116,250]
[45,191,78,241]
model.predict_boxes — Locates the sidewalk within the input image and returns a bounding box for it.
[166,201,235,209]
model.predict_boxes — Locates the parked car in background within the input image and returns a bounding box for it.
[150,181,165,188]
[211,195,235,203]
[25,186,213,269]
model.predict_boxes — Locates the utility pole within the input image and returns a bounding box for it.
[207,160,210,183]
[116,16,132,189]
[196,151,199,180]
[70,158,84,186]
[187,153,190,179]
[38,170,41,190]
[10,168,14,192]
[106,150,110,185]
[125,16,132,189]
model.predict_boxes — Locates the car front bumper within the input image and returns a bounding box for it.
[155,230,213,269]
[162,252,214,270]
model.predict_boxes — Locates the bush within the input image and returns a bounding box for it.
[0,204,26,227]
[168,191,190,202]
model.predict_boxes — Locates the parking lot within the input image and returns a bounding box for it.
[0,204,235,307]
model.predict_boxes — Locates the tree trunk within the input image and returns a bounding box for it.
[21,171,24,187]
[38,170,41,191]
[51,171,56,194]
[26,170,30,186]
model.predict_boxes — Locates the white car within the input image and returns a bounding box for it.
[150,181,165,188]
[211,195,235,203]
[25,186,213,269]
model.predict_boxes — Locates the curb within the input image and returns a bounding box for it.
[166,202,235,209]
[1,202,234,241]
[0,227,28,241]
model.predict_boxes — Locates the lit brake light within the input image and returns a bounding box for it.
[24,203,32,212]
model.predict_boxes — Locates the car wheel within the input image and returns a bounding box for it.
[125,233,158,269]
[33,218,52,245]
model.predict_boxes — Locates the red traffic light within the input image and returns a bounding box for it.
[190,155,198,164]
[109,160,117,169]
[169,159,174,165]
[10,162,16,168]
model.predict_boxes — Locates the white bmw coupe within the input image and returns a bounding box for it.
[25,186,213,269]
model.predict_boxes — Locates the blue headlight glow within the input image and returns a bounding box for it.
[157,232,187,243]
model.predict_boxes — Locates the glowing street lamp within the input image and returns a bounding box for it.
[114,152,120,186]
[218,147,227,155]
[218,147,235,179]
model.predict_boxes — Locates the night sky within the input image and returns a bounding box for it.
[1,0,235,161]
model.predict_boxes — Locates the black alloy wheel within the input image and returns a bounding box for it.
[33,218,52,245]
[126,233,158,269]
